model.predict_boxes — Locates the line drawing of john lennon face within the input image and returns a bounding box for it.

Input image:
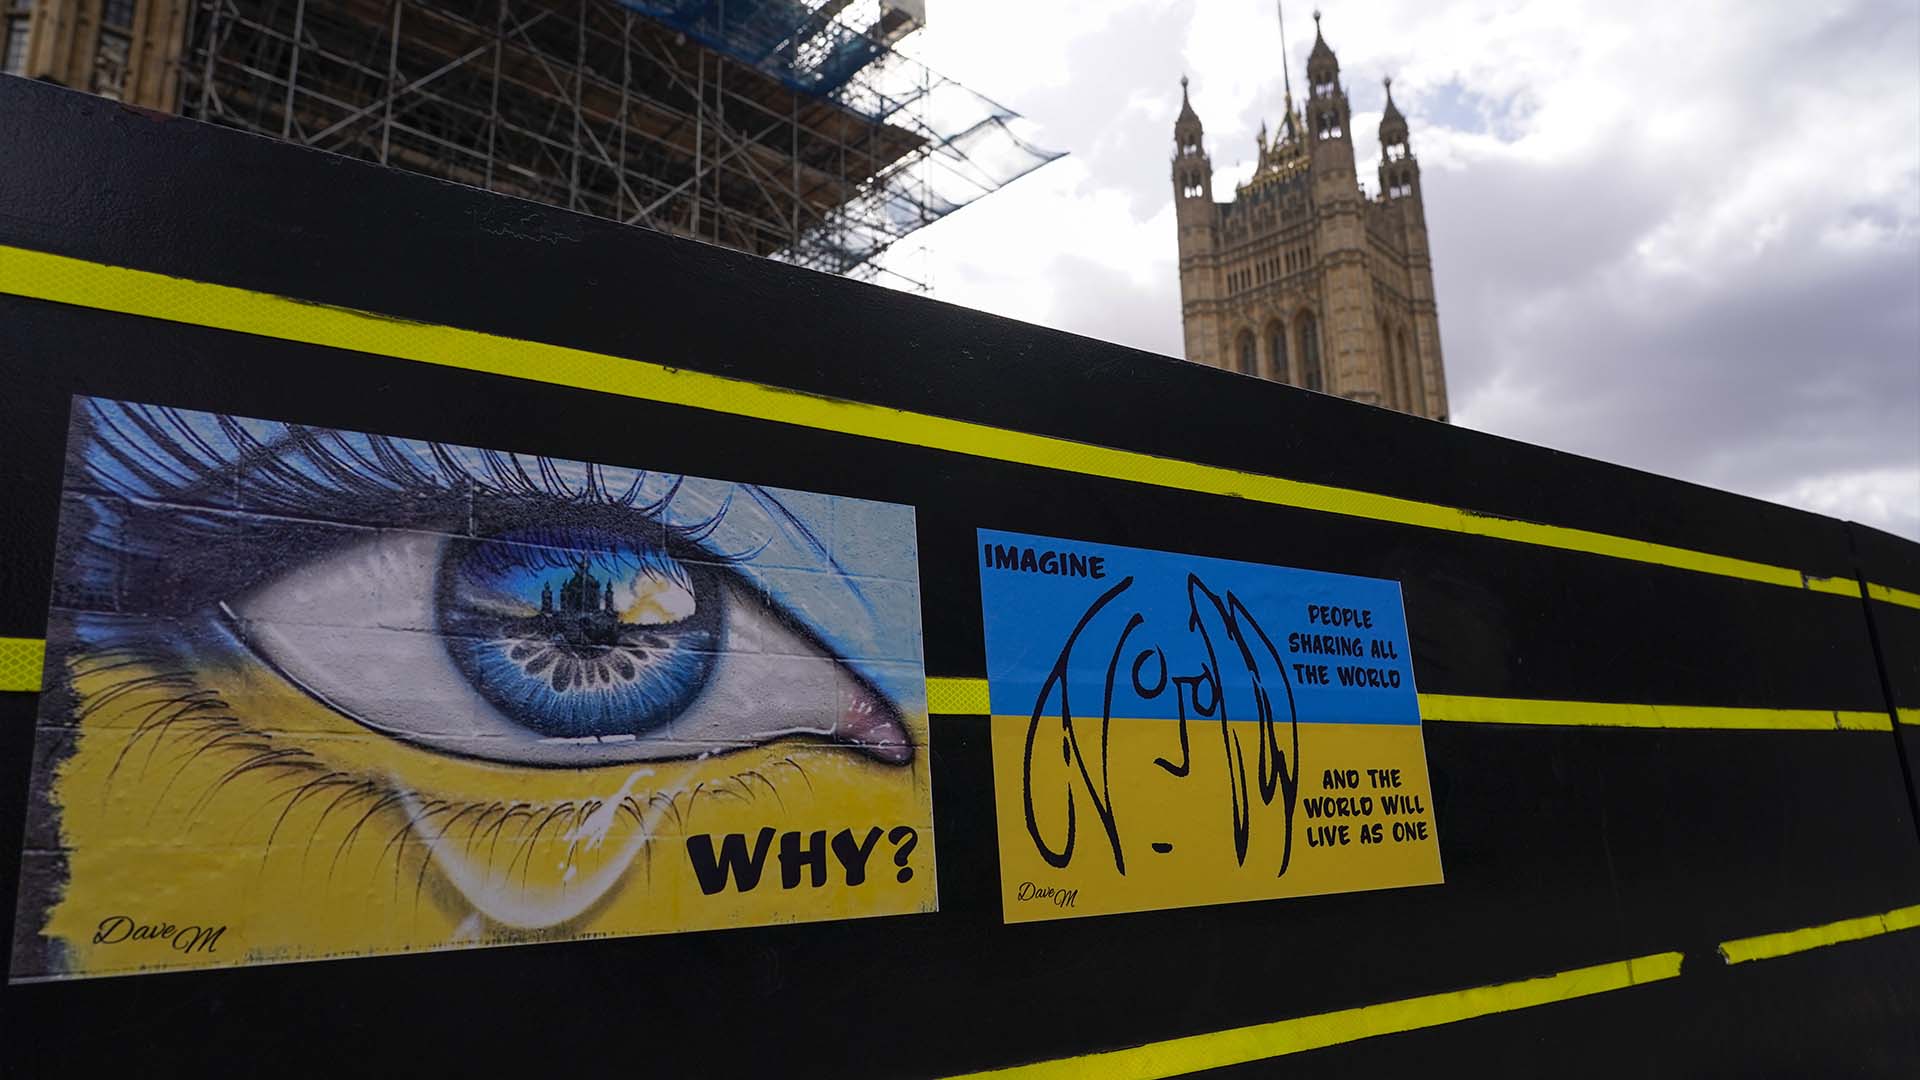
[13,398,932,978]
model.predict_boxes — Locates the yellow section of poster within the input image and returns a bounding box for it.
[991,716,1441,922]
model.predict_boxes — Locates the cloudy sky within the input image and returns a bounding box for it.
[880,0,1920,539]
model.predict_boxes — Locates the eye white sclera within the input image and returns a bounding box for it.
[228,530,910,766]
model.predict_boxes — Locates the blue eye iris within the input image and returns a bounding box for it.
[436,526,724,739]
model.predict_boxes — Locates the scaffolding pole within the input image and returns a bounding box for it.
[176,0,1062,289]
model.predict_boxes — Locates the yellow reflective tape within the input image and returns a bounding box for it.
[0,635,46,692]
[930,679,1893,732]
[946,899,1920,1078]
[1865,581,1920,609]
[926,677,990,715]
[940,951,1684,1080]
[1418,694,1893,733]
[9,642,1907,732]
[1805,573,1868,599]
[1718,903,1920,965]
[2,244,1912,609]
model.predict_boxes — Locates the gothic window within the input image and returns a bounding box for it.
[1236,330,1257,376]
[92,29,129,99]
[1180,164,1207,198]
[1381,321,1399,410]
[1266,320,1288,382]
[3,3,29,75]
[1400,330,1423,411]
[1398,338,1411,404]
[90,0,134,99]
[1298,312,1322,392]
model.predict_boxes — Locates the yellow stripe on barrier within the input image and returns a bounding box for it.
[8,647,1911,734]
[939,952,1685,1080]
[928,678,1895,733]
[1718,903,1920,965]
[926,677,990,715]
[1418,693,1893,733]
[0,636,45,693]
[1,245,1913,611]
[951,896,1920,1077]
[1865,581,1920,609]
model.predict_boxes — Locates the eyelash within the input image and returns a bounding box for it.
[71,641,819,895]
[67,403,814,614]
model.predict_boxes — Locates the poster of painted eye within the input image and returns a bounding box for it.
[977,529,1443,922]
[10,398,933,980]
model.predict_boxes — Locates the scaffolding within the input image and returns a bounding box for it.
[175,0,1060,288]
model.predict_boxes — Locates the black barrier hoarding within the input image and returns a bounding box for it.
[1855,523,1920,837]
[0,76,1916,1075]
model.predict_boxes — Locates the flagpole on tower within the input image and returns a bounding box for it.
[1278,1,1295,106]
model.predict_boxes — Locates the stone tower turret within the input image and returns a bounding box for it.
[1172,76,1224,370]
[1377,77,1450,420]
[1304,13,1384,406]
[1304,12,1349,149]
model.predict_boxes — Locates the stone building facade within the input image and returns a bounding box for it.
[1172,14,1449,420]
[3,0,184,107]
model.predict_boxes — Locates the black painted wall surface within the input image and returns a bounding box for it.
[0,76,1916,1077]
[1855,523,1920,837]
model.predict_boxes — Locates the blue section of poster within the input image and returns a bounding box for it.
[977,529,1419,725]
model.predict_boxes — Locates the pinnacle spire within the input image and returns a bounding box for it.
[1309,11,1331,52]
[1379,73,1408,150]
[1306,8,1338,82]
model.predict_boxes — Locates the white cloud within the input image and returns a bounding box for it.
[880,0,1920,538]
[1772,466,1920,540]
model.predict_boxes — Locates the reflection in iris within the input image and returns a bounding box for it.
[439,526,723,738]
